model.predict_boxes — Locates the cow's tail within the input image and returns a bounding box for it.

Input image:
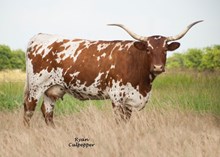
[24,43,31,103]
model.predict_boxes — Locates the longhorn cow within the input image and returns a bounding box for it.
[23,21,202,126]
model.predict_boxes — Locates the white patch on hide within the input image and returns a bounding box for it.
[43,94,54,113]
[97,43,110,51]
[108,80,151,110]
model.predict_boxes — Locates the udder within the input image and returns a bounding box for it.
[45,85,66,101]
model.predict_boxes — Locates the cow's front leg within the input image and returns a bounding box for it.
[41,94,56,127]
[112,103,132,123]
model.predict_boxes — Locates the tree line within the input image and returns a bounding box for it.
[0,45,25,71]
[0,44,219,71]
[167,45,220,71]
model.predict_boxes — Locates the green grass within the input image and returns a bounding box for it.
[0,81,110,114]
[0,82,24,110]
[150,70,220,115]
[0,70,220,115]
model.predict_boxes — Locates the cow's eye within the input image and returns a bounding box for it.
[146,48,150,54]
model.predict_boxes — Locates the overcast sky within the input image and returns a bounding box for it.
[1,0,219,53]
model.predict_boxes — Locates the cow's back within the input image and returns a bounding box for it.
[26,33,151,106]
[26,34,113,100]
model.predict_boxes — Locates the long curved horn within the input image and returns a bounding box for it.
[107,24,147,41]
[167,20,203,41]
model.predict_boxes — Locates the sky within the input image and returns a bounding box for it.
[0,0,219,53]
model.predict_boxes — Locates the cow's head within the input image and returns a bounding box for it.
[108,20,203,75]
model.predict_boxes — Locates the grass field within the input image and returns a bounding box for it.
[0,70,219,115]
[0,70,220,156]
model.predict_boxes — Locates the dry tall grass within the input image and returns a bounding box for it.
[0,70,26,82]
[0,104,219,157]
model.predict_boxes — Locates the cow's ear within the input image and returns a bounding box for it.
[167,42,180,51]
[134,42,146,51]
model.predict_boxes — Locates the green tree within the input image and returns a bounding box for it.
[166,53,185,69]
[201,45,220,70]
[10,49,25,70]
[0,45,12,70]
[183,48,203,69]
[167,45,220,71]
[0,45,25,71]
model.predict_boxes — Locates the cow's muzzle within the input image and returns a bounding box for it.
[151,65,165,75]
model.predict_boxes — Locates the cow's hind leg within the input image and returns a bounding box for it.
[41,85,65,127]
[23,88,41,127]
[41,94,56,127]
[112,103,132,123]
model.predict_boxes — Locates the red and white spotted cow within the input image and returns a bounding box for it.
[23,21,202,126]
